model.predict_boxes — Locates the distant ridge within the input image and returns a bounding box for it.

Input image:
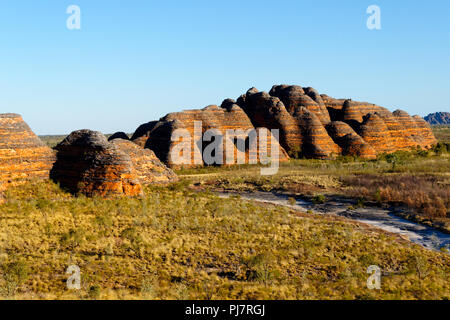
[424,112,450,125]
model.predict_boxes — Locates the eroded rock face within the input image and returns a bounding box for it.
[243,88,303,153]
[292,107,340,159]
[130,121,158,148]
[412,116,438,147]
[132,84,437,165]
[111,139,178,184]
[108,132,130,141]
[270,85,331,125]
[326,121,376,159]
[358,113,396,154]
[50,130,143,197]
[145,103,289,168]
[0,113,55,194]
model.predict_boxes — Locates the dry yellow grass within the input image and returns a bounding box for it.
[0,180,448,300]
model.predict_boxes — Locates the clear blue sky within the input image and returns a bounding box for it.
[1,0,449,134]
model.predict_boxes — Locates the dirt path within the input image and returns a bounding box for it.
[217,191,450,253]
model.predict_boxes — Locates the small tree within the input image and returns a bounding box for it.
[385,153,399,171]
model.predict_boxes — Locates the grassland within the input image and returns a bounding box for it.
[178,146,450,232]
[0,180,448,300]
[432,125,450,143]
[12,130,445,300]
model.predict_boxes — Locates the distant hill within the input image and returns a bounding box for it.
[424,112,450,125]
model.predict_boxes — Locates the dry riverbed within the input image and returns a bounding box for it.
[217,191,450,253]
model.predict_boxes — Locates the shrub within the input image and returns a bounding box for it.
[312,194,326,204]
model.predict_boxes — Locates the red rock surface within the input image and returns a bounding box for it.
[358,113,396,154]
[412,116,438,147]
[132,84,438,164]
[270,85,331,124]
[145,102,289,168]
[326,121,376,159]
[51,130,143,197]
[292,107,340,159]
[242,88,303,153]
[0,113,55,195]
[111,139,178,184]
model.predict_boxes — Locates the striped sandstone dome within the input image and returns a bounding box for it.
[0,113,55,198]
[127,85,437,167]
[50,130,178,197]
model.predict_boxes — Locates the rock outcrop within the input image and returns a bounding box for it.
[111,139,178,184]
[424,112,450,125]
[412,116,438,146]
[144,103,288,168]
[357,113,396,154]
[50,130,177,197]
[131,84,437,166]
[270,85,331,125]
[326,121,377,159]
[108,132,130,141]
[0,113,55,194]
[292,107,340,159]
[130,121,158,147]
[51,130,143,197]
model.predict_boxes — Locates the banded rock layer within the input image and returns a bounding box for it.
[134,104,289,168]
[111,139,178,184]
[132,85,437,166]
[0,113,55,196]
[50,130,177,197]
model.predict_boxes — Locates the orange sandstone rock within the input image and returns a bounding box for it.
[243,88,303,154]
[292,107,340,159]
[0,113,55,192]
[131,84,438,163]
[412,115,437,147]
[270,85,331,125]
[326,121,376,159]
[50,130,143,197]
[111,139,178,184]
[358,113,396,154]
[138,100,289,168]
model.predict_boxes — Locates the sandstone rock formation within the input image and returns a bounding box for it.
[131,84,437,166]
[51,130,143,197]
[413,116,438,146]
[130,121,158,147]
[242,88,303,153]
[357,113,396,154]
[108,132,130,141]
[0,113,55,194]
[111,139,178,184]
[140,103,288,168]
[270,85,331,125]
[292,107,340,159]
[326,121,376,159]
[50,130,177,197]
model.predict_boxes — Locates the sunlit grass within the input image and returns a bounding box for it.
[0,180,448,300]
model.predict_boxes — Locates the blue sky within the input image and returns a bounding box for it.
[0,0,449,134]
